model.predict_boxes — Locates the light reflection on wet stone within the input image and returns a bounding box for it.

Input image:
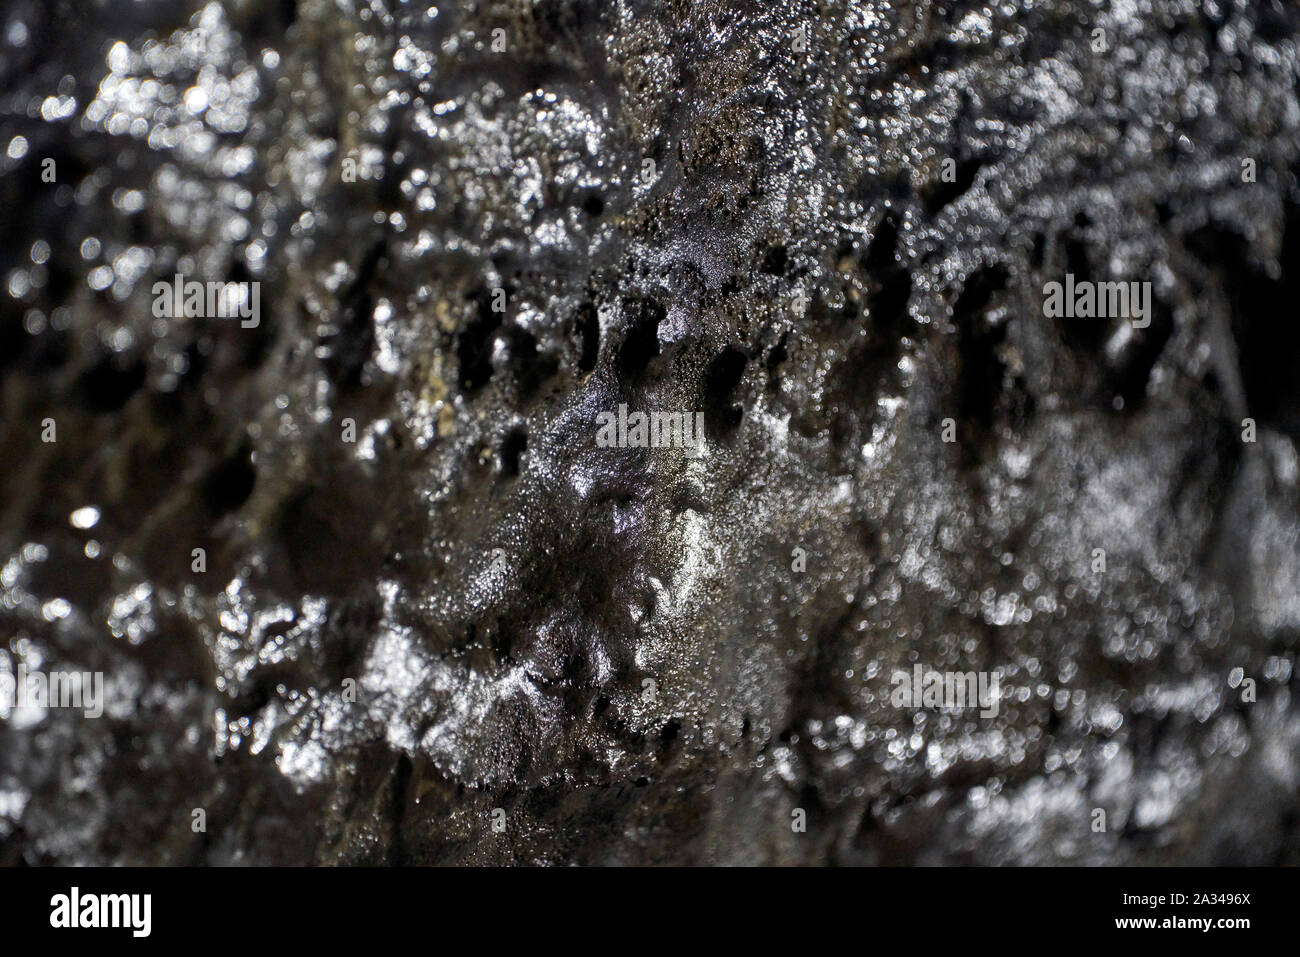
[0,0,1298,865]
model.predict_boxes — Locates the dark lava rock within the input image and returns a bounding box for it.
[2,0,1300,865]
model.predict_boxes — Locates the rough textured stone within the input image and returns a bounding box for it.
[2,0,1300,865]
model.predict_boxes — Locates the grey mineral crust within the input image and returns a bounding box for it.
[1,0,1300,864]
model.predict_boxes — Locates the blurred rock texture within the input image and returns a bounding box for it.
[2,0,1300,864]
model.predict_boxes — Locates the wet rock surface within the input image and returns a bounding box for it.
[2,0,1300,865]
